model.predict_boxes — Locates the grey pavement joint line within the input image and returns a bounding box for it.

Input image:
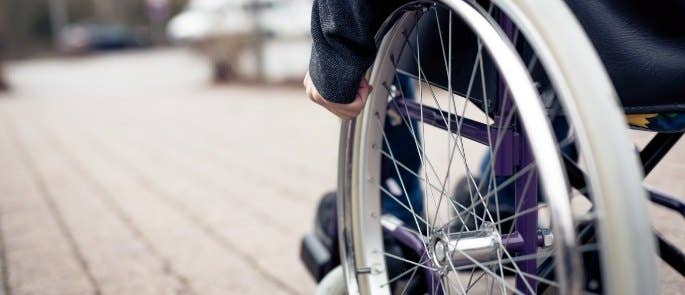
[2,115,102,295]
[0,212,9,295]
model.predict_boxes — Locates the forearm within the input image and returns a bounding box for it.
[308,0,406,104]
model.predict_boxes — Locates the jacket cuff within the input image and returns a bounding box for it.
[308,46,370,104]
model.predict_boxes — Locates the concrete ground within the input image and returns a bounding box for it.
[0,48,682,294]
[0,49,337,295]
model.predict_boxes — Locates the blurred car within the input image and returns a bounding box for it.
[167,0,311,82]
[59,23,145,54]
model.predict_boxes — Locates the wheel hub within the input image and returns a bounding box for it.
[430,226,502,272]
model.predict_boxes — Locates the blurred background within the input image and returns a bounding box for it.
[0,1,684,294]
[0,0,338,294]
[0,0,311,83]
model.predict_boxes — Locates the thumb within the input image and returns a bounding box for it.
[357,79,372,101]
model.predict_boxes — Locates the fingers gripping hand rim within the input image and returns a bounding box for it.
[304,71,373,120]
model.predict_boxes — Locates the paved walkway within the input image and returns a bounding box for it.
[0,49,682,294]
[0,49,340,294]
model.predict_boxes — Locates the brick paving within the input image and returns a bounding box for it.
[0,49,682,294]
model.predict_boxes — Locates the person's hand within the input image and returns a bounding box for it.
[303,71,372,120]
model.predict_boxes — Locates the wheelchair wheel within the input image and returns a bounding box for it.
[337,1,657,294]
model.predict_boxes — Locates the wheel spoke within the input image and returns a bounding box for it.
[464,271,487,293]
[399,260,421,295]
[501,265,559,288]
[382,253,428,287]
[491,203,543,228]
[382,264,420,287]
[379,185,429,226]
[384,252,437,272]
[498,239,537,293]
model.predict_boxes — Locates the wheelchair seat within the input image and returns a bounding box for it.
[566,0,685,114]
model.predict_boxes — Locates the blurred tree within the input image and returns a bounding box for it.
[0,1,7,90]
[48,0,69,47]
[0,62,6,91]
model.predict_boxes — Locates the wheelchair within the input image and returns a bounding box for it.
[301,0,685,294]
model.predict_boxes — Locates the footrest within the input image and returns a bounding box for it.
[300,234,334,282]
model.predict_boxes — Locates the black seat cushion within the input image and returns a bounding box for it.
[566,0,685,114]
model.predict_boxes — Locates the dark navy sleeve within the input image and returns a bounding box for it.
[308,0,405,104]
